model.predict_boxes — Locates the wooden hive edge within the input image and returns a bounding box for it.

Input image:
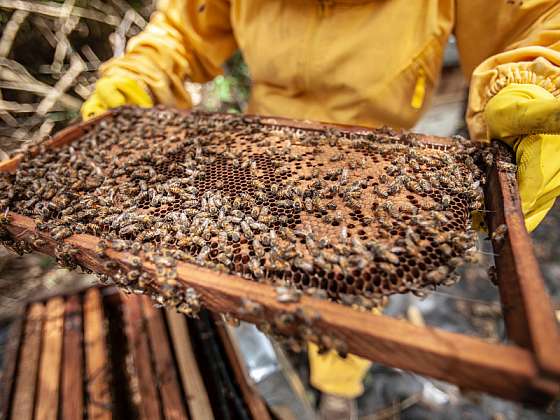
[1,109,558,405]
[4,212,560,404]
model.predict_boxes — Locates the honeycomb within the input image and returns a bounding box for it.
[0,106,487,308]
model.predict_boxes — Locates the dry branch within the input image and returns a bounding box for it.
[0,0,152,152]
[0,0,121,26]
[0,10,30,57]
[37,56,86,116]
[51,0,80,73]
[0,61,82,110]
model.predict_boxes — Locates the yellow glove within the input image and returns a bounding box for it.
[484,83,560,232]
[308,308,381,399]
[308,342,371,398]
[81,76,153,121]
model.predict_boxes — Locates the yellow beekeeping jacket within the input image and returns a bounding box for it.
[101,0,560,140]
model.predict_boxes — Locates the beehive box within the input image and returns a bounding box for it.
[0,107,559,404]
[0,286,271,420]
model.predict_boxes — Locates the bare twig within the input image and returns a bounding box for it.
[0,0,155,151]
[0,0,121,26]
[51,0,80,73]
[80,45,101,67]
[111,0,147,29]
[0,10,30,57]
[112,9,135,57]
[32,119,56,142]
[0,59,82,109]
[0,100,35,113]
[0,100,65,113]
[37,55,86,116]
[30,15,58,48]
[38,62,99,74]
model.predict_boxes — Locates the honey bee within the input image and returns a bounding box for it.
[95,239,108,257]
[52,227,73,241]
[432,211,449,226]
[252,179,265,189]
[418,179,432,192]
[373,185,388,198]
[216,252,232,267]
[339,168,349,185]
[318,236,330,249]
[240,299,264,317]
[240,221,253,239]
[440,243,453,256]
[492,224,508,243]
[487,266,498,286]
[103,260,119,270]
[294,257,314,273]
[373,242,400,265]
[275,286,302,303]
[248,257,264,279]
[274,312,295,328]
[426,266,449,283]
[129,256,142,268]
[252,239,265,258]
[226,226,240,242]
[304,197,314,212]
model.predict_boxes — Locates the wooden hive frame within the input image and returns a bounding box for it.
[1,111,559,406]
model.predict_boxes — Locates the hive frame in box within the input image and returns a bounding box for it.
[0,285,271,420]
[1,110,559,405]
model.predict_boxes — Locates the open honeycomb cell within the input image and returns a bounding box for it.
[0,106,488,306]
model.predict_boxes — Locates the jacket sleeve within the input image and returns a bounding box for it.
[99,0,237,108]
[456,1,560,140]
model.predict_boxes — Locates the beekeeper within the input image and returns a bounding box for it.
[82,1,560,417]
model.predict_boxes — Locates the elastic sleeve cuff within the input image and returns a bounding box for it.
[467,47,560,141]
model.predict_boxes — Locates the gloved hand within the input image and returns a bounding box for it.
[484,83,560,232]
[81,76,153,121]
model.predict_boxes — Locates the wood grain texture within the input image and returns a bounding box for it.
[121,294,162,420]
[0,314,24,420]
[140,296,188,420]
[11,303,44,420]
[35,297,64,420]
[486,154,560,381]
[84,288,112,420]
[165,309,214,420]
[213,317,271,420]
[61,295,84,420]
[2,113,560,405]
[4,212,559,404]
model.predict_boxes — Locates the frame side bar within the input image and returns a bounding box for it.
[486,147,560,381]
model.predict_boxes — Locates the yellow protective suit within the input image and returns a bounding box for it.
[92,0,560,399]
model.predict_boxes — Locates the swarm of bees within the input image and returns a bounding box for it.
[0,106,490,317]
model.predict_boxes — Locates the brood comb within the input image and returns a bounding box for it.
[0,107,487,308]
